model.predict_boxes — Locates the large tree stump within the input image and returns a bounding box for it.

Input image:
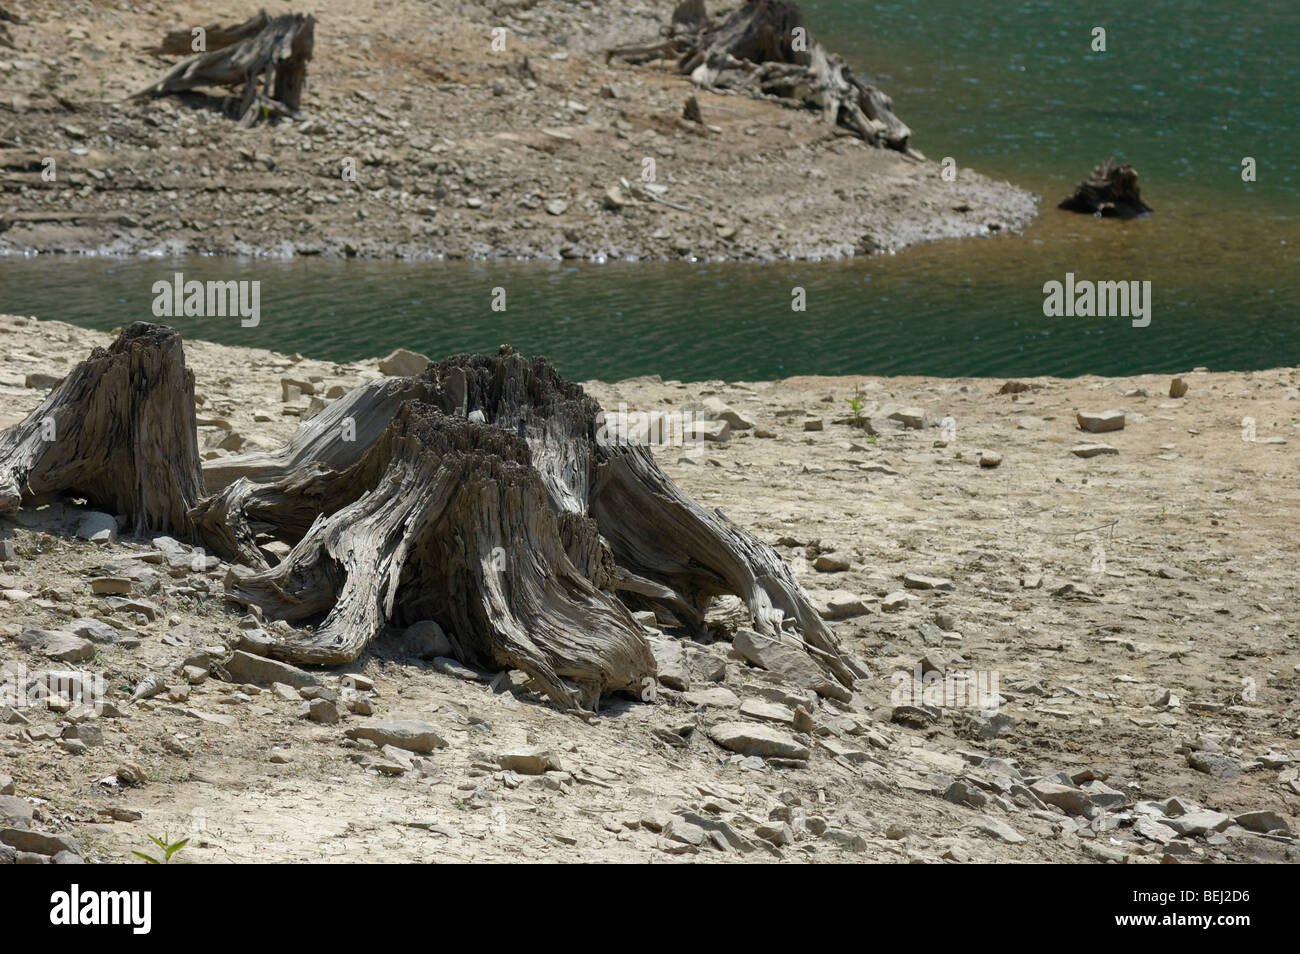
[198,346,857,705]
[133,12,315,126]
[1059,158,1153,218]
[219,403,656,710]
[610,0,915,154]
[0,326,858,711]
[0,323,202,534]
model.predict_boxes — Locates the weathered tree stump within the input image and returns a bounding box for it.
[1,326,858,711]
[133,12,315,126]
[609,0,915,154]
[0,322,202,534]
[1059,158,1152,218]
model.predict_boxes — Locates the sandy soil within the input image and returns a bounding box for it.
[1,313,1297,864]
[0,0,1036,260]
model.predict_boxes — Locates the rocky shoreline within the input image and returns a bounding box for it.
[0,0,1036,261]
[1,314,1296,863]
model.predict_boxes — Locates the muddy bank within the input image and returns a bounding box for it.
[0,0,1035,261]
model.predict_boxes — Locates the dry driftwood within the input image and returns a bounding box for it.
[0,326,858,711]
[0,323,202,535]
[133,12,315,126]
[609,0,915,154]
[1059,158,1152,218]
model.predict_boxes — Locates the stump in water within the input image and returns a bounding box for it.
[1059,158,1152,218]
[609,0,915,154]
[133,12,315,126]
[0,322,202,534]
[200,346,858,706]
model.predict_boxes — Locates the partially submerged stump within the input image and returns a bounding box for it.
[609,0,915,154]
[133,12,315,126]
[1059,158,1152,218]
[0,323,202,534]
[0,326,858,710]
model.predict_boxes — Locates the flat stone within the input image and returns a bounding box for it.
[346,720,448,754]
[731,628,849,701]
[401,620,452,658]
[0,795,34,829]
[816,590,870,620]
[813,553,851,572]
[903,573,954,591]
[1071,443,1119,458]
[0,827,80,856]
[74,511,118,544]
[647,637,689,691]
[738,699,795,725]
[682,686,740,708]
[1029,781,1092,816]
[377,348,431,377]
[497,747,562,775]
[65,618,120,644]
[880,591,911,611]
[970,815,1026,844]
[223,650,319,688]
[1076,410,1126,433]
[709,721,809,760]
[1234,810,1290,834]
[20,630,94,663]
[1187,751,1240,779]
[886,407,925,429]
[1164,810,1233,837]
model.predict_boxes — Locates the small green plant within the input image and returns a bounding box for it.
[844,383,867,426]
[132,833,189,864]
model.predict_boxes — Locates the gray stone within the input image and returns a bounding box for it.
[731,628,850,702]
[970,815,1026,844]
[377,348,431,376]
[401,620,452,658]
[1071,442,1119,458]
[66,618,120,644]
[1076,410,1125,433]
[307,699,341,724]
[75,511,118,544]
[903,573,955,591]
[346,720,448,754]
[0,775,12,795]
[813,553,850,572]
[756,822,793,846]
[682,686,740,708]
[1164,810,1233,837]
[1187,751,1240,779]
[886,407,925,429]
[21,630,94,663]
[0,795,34,828]
[0,827,80,856]
[739,699,795,725]
[1029,781,1092,816]
[709,721,809,760]
[647,637,689,691]
[223,650,319,688]
[1234,810,1290,834]
[816,589,870,620]
[496,747,562,774]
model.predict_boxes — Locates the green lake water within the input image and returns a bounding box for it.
[1,0,1296,382]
